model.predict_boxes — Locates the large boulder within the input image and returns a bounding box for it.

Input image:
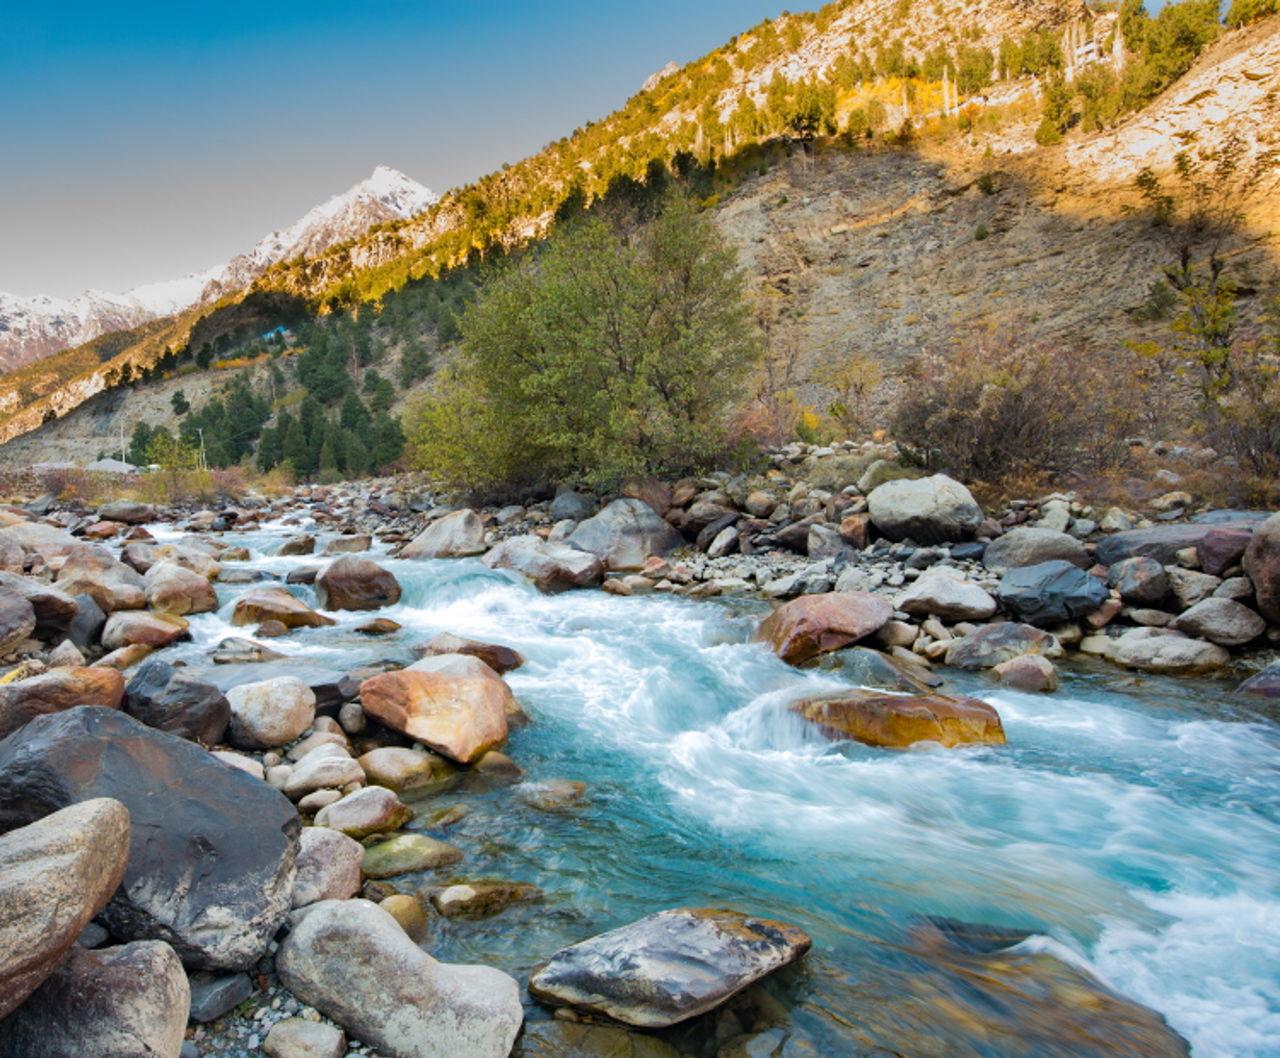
[1243,512,1280,623]
[0,588,36,653]
[278,533,316,557]
[315,556,401,611]
[123,660,230,745]
[528,908,811,1028]
[756,592,893,665]
[100,610,189,651]
[1112,631,1230,675]
[0,798,131,1018]
[0,522,84,564]
[867,475,982,544]
[894,572,997,620]
[996,561,1109,627]
[1172,597,1265,646]
[1095,524,1223,567]
[277,899,523,1058]
[0,707,300,970]
[1107,556,1170,606]
[0,666,124,740]
[1197,525,1253,576]
[945,623,1063,669]
[143,560,218,616]
[982,527,1089,572]
[0,572,78,634]
[567,499,683,571]
[231,587,335,629]
[226,676,316,749]
[482,536,604,593]
[56,550,146,612]
[793,691,1006,749]
[152,542,220,580]
[0,940,189,1058]
[359,661,510,763]
[98,500,155,525]
[400,509,487,559]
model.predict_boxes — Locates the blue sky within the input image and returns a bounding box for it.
[1,1,790,297]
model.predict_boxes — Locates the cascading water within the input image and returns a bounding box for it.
[171,522,1280,1057]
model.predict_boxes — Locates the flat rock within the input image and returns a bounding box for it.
[793,690,1006,748]
[1095,524,1226,567]
[528,907,811,1028]
[1112,631,1230,675]
[264,1018,346,1058]
[756,592,893,665]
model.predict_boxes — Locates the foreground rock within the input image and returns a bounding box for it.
[0,940,189,1058]
[0,666,125,740]
[567,498,683,571]
[756,592,893,665]
[232,587,336,629]
[277,899,523,1058]
[794,691,1006,749]
[123,660,230,745]
[400,509,487,559]
[1173,597,1265,646]
[56,550,146,612]
[100,610,189,650]
[0,589,36,653]
[315,556,402,611]
[359,660,511,763]
[0,798,131,1018]
[265,1019,346,1058]
[483,535,604,593]
[0,707,300,969]
[292,827,364,907]
[866,475,982,544]
[528,907,811,1028]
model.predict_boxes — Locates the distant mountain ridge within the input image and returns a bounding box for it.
[0,165,436,372]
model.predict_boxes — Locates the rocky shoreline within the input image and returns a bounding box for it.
[0,442,1266,1057]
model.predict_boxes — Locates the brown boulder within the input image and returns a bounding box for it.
[55,549,146,612]
[100,610,189,651]
[0,667,125,740]
[1243,513,1280,622]
[315,556,402,611]
[756,592,893,665]
[793,690,1006,749]
[144,560,218,616]
[232,587,335,629]
[418,632,525,674]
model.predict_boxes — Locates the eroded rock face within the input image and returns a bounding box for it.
[756,592,893,665]
[793,691,1006,749]
[567,499,684,571]
[0,798,131,1018]
[482,536,604,593]
[400,509,487,559]
[0,707,300,970]
[867,475,982,544]
[0,940,189,1058]
[123,660,230,745]
[0,666,124,740]
[277,899,523,1058]
[529,908,811,1028]
[231,587,336,629]
[315,556,402,611]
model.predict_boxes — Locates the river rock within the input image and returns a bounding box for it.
[314,786,412,838]
[1196,526,1253,577]
[401,509,487,559]
[1244,513,1280,622]
[431,880,543,918]
[793,690,1006,748]
[264,1018,346,1058]
[994,653,1059,692]
[1236,661,1280,698]
[100,610,189,650]
[198,661,357,712]
[357,746,454,792]
[756,592,893,665]
[517,1022,682,1058]
[278,533,316,556]
[1112,631,1230,674]
[292,827,364,907]
[0,707,300,969]
[321,534,371,556]
[0,940,189,1058]
[867,475,982,544]
[151,542,220,580]
[1167,567,1221,608]
[516,779,588,810]
[567,499,683,571]
[0,522,83,563]
[550,490,598,522]
[1095,524,1221,567]
[68,592,107,647]
[283,749,365,799]
[143,560,218,616]
[1108,556,1170,605]
[945,623,1064,669]
[528,907,811,1028]
[982,527,1088,573]
[359,663,510,763]
[482,535,604,593]
[1172,597,1265,646]
[277,898,523,1058]
[0,572,78,633]
[0,798,131,1018]
[0,588,36,653]
[187,971,254,1022]
[226,675,317,749]
[231,587,335,629]
[363,832,463,877]
[56,550,147,612]
[0,666,124,739]
[123,659,230,745]
[98,500,155,524]
[419,632,525,674]
[894,571,997,620]
[996,561,1109,627]
[315,556,401,611]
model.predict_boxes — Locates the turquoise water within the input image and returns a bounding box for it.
[164,523,1280,1057]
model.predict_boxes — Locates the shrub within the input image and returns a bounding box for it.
[406,194,762,494]
[1226,0,1277,25]
[891,330,1141,484]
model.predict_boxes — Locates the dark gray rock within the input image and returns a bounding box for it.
[996,561,1109,628]
[1096,525,1228,567]
[1107,556,1170,606]
[1237,661,1280,699]
[549,490,597,522]
[193,662,358,713]
[68,592,106,649]
[0,707,300,970]
[188,970,254,1023]
[123,660,231,745]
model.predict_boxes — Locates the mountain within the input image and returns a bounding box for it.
[0,166,436,372]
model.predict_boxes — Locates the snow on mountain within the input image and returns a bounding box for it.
[0,166,436,373]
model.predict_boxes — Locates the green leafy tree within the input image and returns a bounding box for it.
[170,390,189,415]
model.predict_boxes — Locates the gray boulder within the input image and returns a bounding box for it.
[568,499,683,571]
[983,527,1088,572]
[996,561,1109,627]
[482,535,603,593]
[528,907,811,1028]
[894,572,997,620]
[1095,524,1223,567]
[98,500,156,525]
[1112,631,1230,675]
[549,490,597,522]
[1108,556,1170,606]
[1172,598,1265,646]
[400,510,486,559]
[945,623,1064,669]
[291,827,364,907]
[867,474,982,544]
[277,899,523,1058]
[1236,661,1280,699]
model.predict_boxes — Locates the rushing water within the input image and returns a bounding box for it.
[162,521,1280,1057]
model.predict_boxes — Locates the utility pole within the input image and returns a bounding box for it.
[197,428,206,471]
[119,420,126,464]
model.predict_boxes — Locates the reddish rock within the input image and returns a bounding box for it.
[359,664,511,763]
[756,592,893,665]
[418,632,525,674]
[793,690,1006,748]
[1243,514,1280,623]
[1197,526,1253,577]
[838,512,872,549]
[0,667,124,741]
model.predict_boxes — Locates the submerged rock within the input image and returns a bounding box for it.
[793,690,1006,749]
[516,1021,681,1058]
[528,907,811,1028]
[363,832,463,878]
[0,707,300,970]
[315,555,402,611]
[277,899,523,1058]
[756,592,893,665]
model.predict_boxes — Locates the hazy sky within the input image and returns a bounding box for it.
[1,1,790,299]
